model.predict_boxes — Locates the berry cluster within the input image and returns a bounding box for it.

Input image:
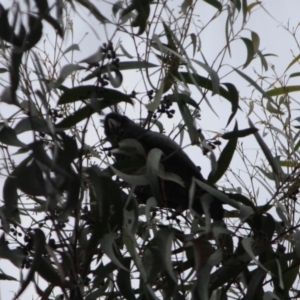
[153,95,175,119]
[98,41,120,88]
[10,225,22,237]
[49,108,63,123]
[147,89,154,101]
[101,41,117,61]
[202,140,221,156]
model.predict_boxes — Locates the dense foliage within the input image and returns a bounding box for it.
[0,0,300,299]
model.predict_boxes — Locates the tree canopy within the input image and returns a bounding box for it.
[0,0,300,299]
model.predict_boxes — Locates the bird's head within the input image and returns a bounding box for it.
[104,112,145,147]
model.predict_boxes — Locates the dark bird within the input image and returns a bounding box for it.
[104,112,224,221]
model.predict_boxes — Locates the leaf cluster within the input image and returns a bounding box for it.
[0,1,300,300]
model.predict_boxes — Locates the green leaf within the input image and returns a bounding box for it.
[175,72,235,105]
[16,159,46,196]
[63,44,80,55]
[29,141,68,177]
[284,53,300,73]
[36,257,62,286]
[119,61,158,70]
[251,31,260,53]
[107,64,123,88]
[79,46,103,64]
[225,8,232,57]
[56,106,93,129]
[241,37,255,68]
[203,0,222,12]
[266,100,284,115]
[119,43,134,58]
[282,258,299,291]
[174,93,199,144]
[248,118,285,179]
[257,50,268,71]
[242,0,248,24]
[110,165,149,185]
[169,93,199,109]
[247,1,262,12]
[14,116,50,134]
[0,272,17,281]
[10,50,23,103]
[162,22,177,51]
[121,0,150,35]
[33,0,48,14]
[222,83,239,126]
[266,85,300,97]
[190,33,197,57]
[208,122,238,184]
[0,125,26,147]
[101,233,128,270]
[181,0,193,13]
[93,262,118,289]
[222,127,258,139]
[112,1,123,16]
[235,69,275,103]
[54,64,85,87]
[290,72,300,78]
[146,148,164,205]
[76,0,108,23]
[44,14,63,37]
[243,268,266,300]
[242,237,272,274]
[13,229,49,299]
[230,0,241,10]
[227,193,255,209]
[155,229,177,282]
[0,234,25,267]
[25,15,43,51]
[58,86,133,105]
[0,4,23,47]
[117,258,136,300]
[3,170,20,223]
[192,59,220,95]
[142,247,163,284]
[146,79,164,112]
[195,179,239,209]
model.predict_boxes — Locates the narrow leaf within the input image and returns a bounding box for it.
[146,148,164,205]
[203,0,222,12]
[241,37,255,68]
[101,233,128,271]
[249,118,285,178]
[0,126,26,147]
[155,229,177,282]
[222,127,258,139]
[208,123,238,184]
[63,44,80,55]
[284,53,300,73]
[222,82,239,126]
[266,85,300,97]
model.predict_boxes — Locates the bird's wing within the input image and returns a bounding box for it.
[138,131,205,181]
